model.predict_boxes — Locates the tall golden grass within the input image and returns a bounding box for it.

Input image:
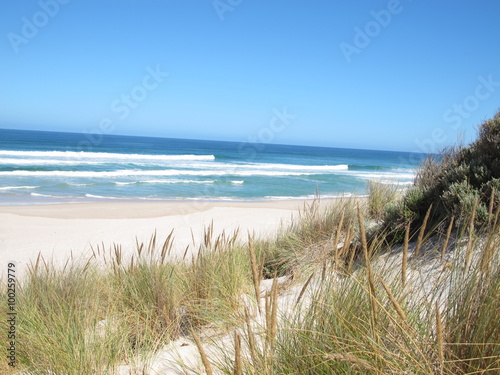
[0,195,498,374]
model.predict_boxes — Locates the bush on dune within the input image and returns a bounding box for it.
[384,109,500,241]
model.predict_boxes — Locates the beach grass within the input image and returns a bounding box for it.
[0,227,257,374]
[0,198,499,374]
[367,180,400,221]
[212,205,500,375]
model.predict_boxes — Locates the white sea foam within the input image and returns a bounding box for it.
[0,156,351,174]
[143,179,215,184]
[0,158,109,165]
[341,171,416,181]
[114,179,216,185]
[66,183,92,187]
[231,180,244,184]
[0,150,215,161]
[85,194,122,199]
[0,186,38,190]
[0,170,318,177]
[183,162,349,172]
[30,192,56,198]
[0,166,416,183]
[243,163,348,171]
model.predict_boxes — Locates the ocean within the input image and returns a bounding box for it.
[0,129,425,205]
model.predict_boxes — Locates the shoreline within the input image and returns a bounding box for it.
[0,192,366,209]
[0,196,354,219]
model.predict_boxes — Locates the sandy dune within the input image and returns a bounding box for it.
[0,199,319,279]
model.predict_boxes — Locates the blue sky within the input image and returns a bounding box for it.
[1,0,499,152]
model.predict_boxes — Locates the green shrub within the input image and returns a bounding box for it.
[383,108,500,241]
[441,181,488,225]
[473,110,500,177]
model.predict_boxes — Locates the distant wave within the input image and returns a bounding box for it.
[65,183,93,187]
[0,150,215,161]
[182,162,349,172]
[85,194,122,199]
[231,180,244,184]
[143,179,215,184]
[0,158,111,166]
[114,181,136,185]
[339,170,416,181]
[0,170,323,177]
[0,168,416,186]
[234,163,349,172]
[124,161,350,172]
[0,157,350,174]
[30,192,56,198]
[339,169,416,183]
[0,167,415,179]
[0,185,38,190]
[114,179,216,185]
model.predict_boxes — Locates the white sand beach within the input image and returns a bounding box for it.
[0,198,326,373]
[0,199,326,279]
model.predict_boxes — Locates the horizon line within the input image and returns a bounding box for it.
[0,127,431,155]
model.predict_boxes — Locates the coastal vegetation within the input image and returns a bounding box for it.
[0,111,499,374]
[382,109,500,241]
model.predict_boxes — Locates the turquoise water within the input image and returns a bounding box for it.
[0,129,425,205]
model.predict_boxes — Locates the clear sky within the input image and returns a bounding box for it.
[1,0,499,152]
